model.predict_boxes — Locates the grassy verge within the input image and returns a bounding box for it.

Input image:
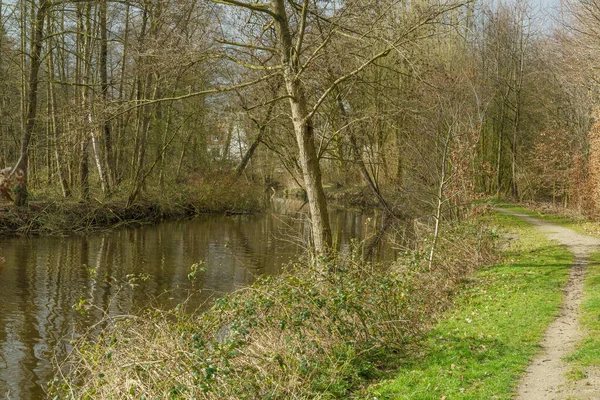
[491,200,600,237]
[370,209,573,399]
[564,251,600,378]
[491,202,600,383]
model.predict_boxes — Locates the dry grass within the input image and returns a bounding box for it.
[49,219,497,399]
[0,181,266,236]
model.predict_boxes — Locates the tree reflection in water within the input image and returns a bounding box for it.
[0,202,397,398]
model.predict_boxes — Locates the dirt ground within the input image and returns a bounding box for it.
[496,208,600,400]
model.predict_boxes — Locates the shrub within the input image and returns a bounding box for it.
[50,220,496,399]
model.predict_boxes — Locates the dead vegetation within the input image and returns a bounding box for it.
[0,181,266,236]
[50,218,496,399]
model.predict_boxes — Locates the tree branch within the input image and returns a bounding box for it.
[215,38,277,53]
[294,0,309,58]
[222,54,283,70]
[108,72,280,121]
[208,0,278,19]
[305,48,392,122]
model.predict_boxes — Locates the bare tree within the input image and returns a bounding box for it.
[13,0,50,206]
[210,0,456,254]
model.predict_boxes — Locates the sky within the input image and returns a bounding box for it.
[484,0,568,33]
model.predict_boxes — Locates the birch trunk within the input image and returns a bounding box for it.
[99,0,113,187]
[428,131,451,270]
[511,20,526,199]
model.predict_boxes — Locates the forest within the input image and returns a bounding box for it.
[0,0,595,237]
[2,0,600,398]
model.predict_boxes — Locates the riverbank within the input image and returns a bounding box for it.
[284,184,405,212]
[49,204,598,399]
[0,181,266,236]
[49,210,496,399]
[0,182,402,237]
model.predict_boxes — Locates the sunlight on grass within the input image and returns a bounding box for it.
[565,252,600,376]
[371,210,572,400]
[487,203,600,384]
[492,200,600,238]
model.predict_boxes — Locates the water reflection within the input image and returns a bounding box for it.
[0,200,396,398]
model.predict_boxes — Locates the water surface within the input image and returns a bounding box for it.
[0,200,396,398]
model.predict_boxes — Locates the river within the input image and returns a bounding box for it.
[0,199,397,398]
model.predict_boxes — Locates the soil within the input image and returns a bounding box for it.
[496,208,600,400]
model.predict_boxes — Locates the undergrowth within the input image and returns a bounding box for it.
[0,181,265,236]
[49,219,496,399]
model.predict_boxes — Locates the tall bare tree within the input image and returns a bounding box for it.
[13,0,50,206]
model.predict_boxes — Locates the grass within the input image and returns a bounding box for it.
[491,199,600,237]
[492,201,600,383]
[370,209,573,400]
[564,251,600,378]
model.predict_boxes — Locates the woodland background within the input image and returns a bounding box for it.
[1,0,599,244]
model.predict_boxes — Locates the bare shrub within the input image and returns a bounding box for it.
[50,219,496,399]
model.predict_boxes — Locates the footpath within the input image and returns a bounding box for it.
[498,208,600,400]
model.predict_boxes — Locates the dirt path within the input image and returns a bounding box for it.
[496,208,600,400]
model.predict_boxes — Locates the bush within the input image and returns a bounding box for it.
[50,220,496,399]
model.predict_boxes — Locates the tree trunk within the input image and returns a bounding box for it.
[234,131,263,181]
[233,88,280,182]
[78,2,93,200]
[495,84,510,196]
[99,0,113,189]
[335,92,391,213]
[428,131,451,270]
[271,0,332,255]
[511,22,525,200]
[90,119,109,195]
[115,3,130,185]
[47,16,71,198]
[14,0,50,207]
[82,2,110,196]
[80,140,90,199]
[158,103,173,188]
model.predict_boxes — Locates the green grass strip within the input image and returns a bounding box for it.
[564,251,600,377]
[491,200,596,237]
[489,204,600,380]
[371,210,573,400]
